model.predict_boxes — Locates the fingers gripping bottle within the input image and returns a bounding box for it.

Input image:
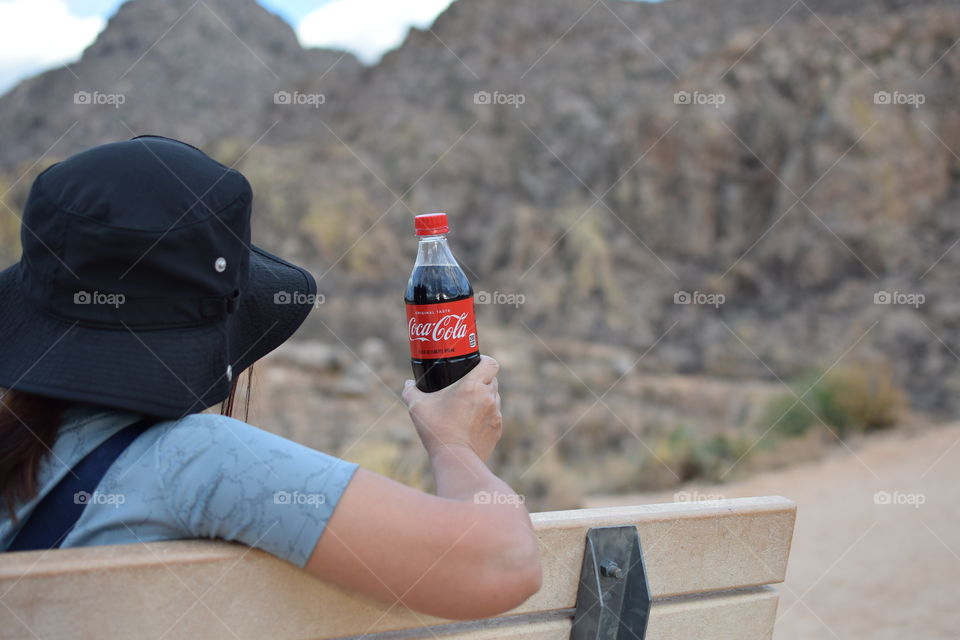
[405,213,480,392]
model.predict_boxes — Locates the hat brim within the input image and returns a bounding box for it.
[0,245,316,419]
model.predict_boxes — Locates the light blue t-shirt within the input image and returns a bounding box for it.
[0,406,359,567]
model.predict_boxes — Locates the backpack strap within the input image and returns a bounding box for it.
[7,417,154,552]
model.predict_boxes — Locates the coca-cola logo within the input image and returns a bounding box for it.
[409,312,469,343]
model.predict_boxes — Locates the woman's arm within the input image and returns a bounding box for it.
[305,357,542,620]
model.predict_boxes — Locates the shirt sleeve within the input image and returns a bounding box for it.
[154,413,358,567]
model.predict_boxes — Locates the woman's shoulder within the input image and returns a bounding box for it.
[150,412,333,470]
[152,412,279,456]
[60,407,251,440]
[153,412,254,438]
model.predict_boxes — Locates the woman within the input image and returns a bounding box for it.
[0,136,541,619]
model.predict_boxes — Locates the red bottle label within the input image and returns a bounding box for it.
[406,297,479,360]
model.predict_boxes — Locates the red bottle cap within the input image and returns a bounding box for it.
[414,213,449,236]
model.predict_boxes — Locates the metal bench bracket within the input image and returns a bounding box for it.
[570,525,651,640]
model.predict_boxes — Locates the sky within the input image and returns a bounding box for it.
[0,0,457,94]
[0,0,661,95]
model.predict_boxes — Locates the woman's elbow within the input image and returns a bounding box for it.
[462,520,543,618]
[501,549,543,609]
[499,528,543,604]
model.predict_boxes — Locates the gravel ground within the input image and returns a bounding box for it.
[587,423,960,639]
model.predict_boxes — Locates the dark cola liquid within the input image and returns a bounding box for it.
[405,265,480,392]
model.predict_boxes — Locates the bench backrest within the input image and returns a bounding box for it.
[0,496,796,639]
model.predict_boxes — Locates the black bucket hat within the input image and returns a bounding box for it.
[0,136,317,418]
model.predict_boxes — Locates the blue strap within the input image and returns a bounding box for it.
[7,418,153,552]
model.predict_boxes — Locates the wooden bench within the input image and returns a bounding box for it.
[0,496,795,639]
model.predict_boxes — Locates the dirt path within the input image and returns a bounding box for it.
[586,423,960,639]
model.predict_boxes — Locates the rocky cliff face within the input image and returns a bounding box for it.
[616,6,960,410]
[0,0,958,416]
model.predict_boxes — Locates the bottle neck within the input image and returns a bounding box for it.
[414,234,459,267]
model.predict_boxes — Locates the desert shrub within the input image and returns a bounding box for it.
[755,393,821,439]
[816,365,906,435]
[661,425,698,480]
[696,432,753,477]
[650,425,753,484]
[757,363,906,440]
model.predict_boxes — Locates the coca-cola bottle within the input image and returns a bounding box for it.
[405,213,480,392]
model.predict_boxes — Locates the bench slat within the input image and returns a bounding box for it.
[334,587,778,639]
[0,497,795,639]
[532,495,795,602]
[646,587,778,640]
[425,617,572,639]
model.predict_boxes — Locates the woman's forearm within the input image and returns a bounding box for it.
[428,443,540,582]
[429,444,530,520]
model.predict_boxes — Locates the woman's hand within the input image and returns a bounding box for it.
[401,355,502,462]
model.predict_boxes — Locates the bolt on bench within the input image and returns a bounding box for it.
[0,496,795,639]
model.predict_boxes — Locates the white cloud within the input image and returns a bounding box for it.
[0,0,105,95]
[297,0,455,63]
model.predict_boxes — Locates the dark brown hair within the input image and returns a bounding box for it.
[0,367,253,520]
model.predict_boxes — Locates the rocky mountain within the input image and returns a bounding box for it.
[0,0,361,166]
[1,0,958,423]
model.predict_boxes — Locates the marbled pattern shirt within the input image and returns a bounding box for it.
[0,405,358,567]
